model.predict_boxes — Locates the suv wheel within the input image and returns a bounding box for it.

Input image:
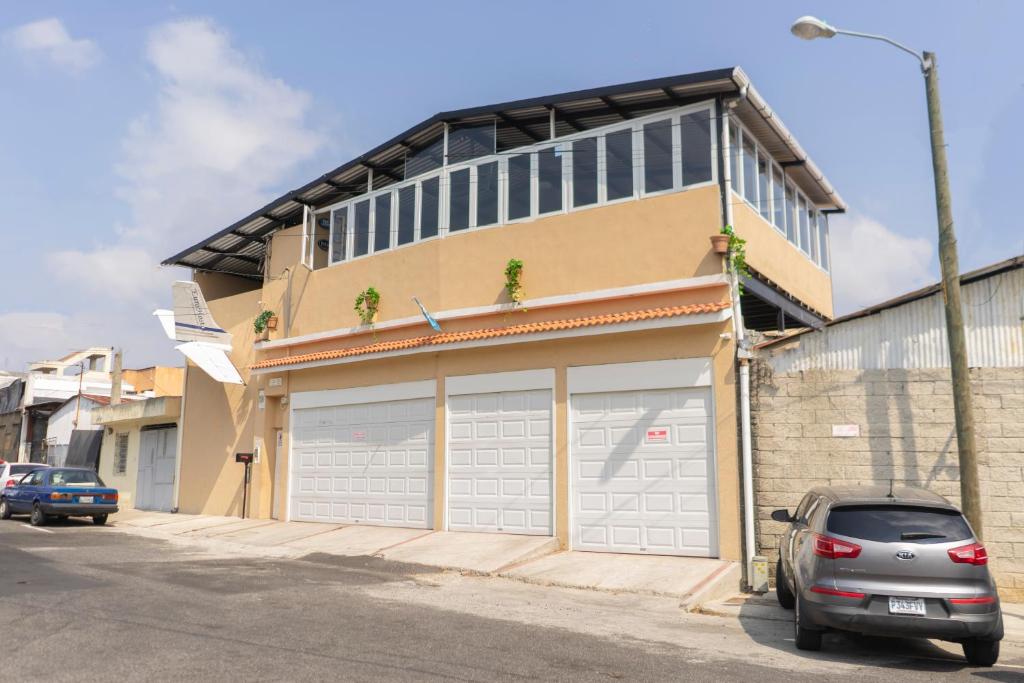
[794,597,822,651]
[30,503,47,527]
[0,498,10,520]
[963,638,999,667]
[776,557,795,610]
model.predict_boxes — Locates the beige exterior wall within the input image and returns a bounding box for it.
[177,273,262,516]
[121,367,184,397]
[751,365,1024,601]
[96,415,180,508]
[259,322,742,560]
[731,196,833,317]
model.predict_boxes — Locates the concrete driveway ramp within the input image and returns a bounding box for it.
[286,525,433,556]
[380,531,559,574]
[504,551,741,608]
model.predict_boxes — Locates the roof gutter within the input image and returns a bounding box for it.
[730,67,847,212]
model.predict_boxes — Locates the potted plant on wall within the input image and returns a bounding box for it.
[719,224,751,292]
[254,310,277,339]
[354,287,381,326]
[504,258,525,308]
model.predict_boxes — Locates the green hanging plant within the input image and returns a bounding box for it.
[354,287,381,326]
[253,310,275,334]
[720,225,750,293]
[504,258,525,307]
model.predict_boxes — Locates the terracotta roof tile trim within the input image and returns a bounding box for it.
[252,301,730,370]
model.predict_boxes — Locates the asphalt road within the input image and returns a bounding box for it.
[0,517,1021,682]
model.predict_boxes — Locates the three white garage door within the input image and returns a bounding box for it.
[447,389,553,535]
[571,387,716,557]
[290,397,434,527]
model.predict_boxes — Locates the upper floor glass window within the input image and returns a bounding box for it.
[537,147,563,214]
[757,154,770,221]
[476,161,499,227]
[374,193,392,252]
[353,199,370,257]
[681,111,712,185]
[572,137,598,208]
[643,119,674,194]
[817,213,830,272]
[449,168,471,232]
[772,166,785,234]
[397,185,415,246]
[420,177,440,239]
[405,137,444,181]
[784,184,797,245]
[798,196,810,255]
[507,153,532,220]
[741,136,757,207]
[605,128,634,202]
[728,124,740,194]
[331,207,348,263]
[447,123,496,166]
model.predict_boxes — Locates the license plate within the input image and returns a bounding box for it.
[888,597,926,616]
[79,496,94,504]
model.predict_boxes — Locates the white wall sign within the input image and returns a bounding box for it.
[268,377,283,388]
[832,424,860,438]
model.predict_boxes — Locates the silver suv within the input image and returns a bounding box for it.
[772,486,1002,667]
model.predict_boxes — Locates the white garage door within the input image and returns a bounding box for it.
[290,397,434,527]
[447,389,552,535]
[571,387,716,556]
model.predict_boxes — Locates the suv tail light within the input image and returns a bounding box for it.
[813,533,862,559]
[948,542,988,566]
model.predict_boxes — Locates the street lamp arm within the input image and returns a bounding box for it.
[833,28,930,71]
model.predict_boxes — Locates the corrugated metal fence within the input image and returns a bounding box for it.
[766,267,1023,371]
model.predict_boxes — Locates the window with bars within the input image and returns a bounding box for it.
[114,433,129,475]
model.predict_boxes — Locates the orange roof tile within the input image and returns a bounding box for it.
[253,301,729,371]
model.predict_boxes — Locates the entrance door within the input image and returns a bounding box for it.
[136,425,177,512]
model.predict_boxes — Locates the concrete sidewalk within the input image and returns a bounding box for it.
[109,509,739,607]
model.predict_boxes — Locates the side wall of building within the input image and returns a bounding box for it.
[751,365,1024,601]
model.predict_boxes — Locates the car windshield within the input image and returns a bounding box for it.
[827,505,972,544]
[49,470,103,487]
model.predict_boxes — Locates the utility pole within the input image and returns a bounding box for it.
[923,52,982,537]
[73,361,85,427]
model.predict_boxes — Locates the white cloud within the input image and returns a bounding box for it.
[1,18,324,372]
[829,213,935,314]
[5,18,100,73]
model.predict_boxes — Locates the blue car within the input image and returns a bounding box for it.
[0,467,119,526]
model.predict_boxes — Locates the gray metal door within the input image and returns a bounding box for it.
[136,426,177,511]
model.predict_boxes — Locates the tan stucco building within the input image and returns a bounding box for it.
[163,68,843,572]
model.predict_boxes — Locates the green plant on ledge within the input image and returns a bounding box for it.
[504,258,525,307]
[720,225,750,292]
[253,310,275,334]
[354,287,381,326]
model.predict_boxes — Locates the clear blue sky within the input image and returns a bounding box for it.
[1,1,1021,370]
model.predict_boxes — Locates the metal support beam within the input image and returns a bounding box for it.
[741,275,825,330]
[361,161,401,182]
[549,105,584,132]
[496,111,544,142]
[600,96,634,120]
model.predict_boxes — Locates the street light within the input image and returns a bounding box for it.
[790,16,982,537]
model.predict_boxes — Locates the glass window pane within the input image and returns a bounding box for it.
[330,207,347,263]
[373,193,392,252]
[809,209,820,263]
[798,197,811,254]
[572,137,598,208]
[728,123,740,194]
[757,154,770,220]
[397,186,415,245]
[405,137,444,180]
[420,177,439,239]
[447,123,495,165]
[772,167,786,231]
[818,213,830,271]
[507,153,531,220]
[784,184,797,244]
[353,200,370,257]
[538,147,562,214]
[681,111,712,185]
[476,161,499,227]
[742,135,757,205]
[643,119,673,193]
[605,129,634,201]
[448,168,470,232]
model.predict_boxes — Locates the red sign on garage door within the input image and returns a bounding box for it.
[645,428,668,443]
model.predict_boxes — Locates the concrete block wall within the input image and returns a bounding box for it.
[751,364,1024,602]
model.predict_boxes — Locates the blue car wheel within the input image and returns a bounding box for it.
[0,498,10,520]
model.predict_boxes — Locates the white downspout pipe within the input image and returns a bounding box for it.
[720,100,757,588]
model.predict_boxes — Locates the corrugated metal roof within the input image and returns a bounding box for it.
[163,67,846,279]
[762,256,1024,370]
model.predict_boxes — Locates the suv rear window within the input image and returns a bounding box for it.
[827,505,972,544]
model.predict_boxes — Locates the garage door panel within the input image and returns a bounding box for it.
[447,388,552,536]
[571,387,716,557]
[290,396,434,528]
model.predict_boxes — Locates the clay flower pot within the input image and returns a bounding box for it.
[710,234,730,254]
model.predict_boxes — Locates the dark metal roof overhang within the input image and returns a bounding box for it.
[740,268,828,333]
[164,67,845,279]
